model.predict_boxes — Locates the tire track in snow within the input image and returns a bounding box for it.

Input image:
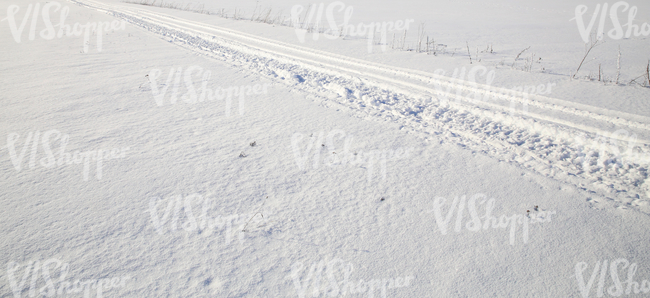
[74,0,650,140]
[73,0,650,213]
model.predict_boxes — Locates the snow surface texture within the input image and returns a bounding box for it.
[77,0,650,211]
[1,0,650,297]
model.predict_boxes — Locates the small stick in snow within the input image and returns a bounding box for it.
[139,74,150,89]
[615,46,621,84]
[242,196,268,232]
[572,35,602,79]
[242,212,264,232]
[512,46,530,69]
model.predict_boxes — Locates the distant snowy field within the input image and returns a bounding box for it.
[1,0,650,297]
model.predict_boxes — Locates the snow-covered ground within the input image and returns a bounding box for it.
[2,0,650,297]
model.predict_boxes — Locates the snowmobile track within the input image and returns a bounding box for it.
[72,0,650,214]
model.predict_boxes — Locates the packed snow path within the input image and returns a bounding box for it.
[72,0,650,213]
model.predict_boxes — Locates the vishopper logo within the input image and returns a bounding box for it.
[147,193,271,244]
[290,2,414,53]
[146,65,271,116]
[289,258,413,298]
[426,194,556,245]
[575,259,650,297]
[431,65,555,116]
[571,1,650,43]
[6,258,131,298]
[1,2,126,53]
[503,82,555,116]
[3,130,129,181]
[431,65,496,107]
[291,129,413,182]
